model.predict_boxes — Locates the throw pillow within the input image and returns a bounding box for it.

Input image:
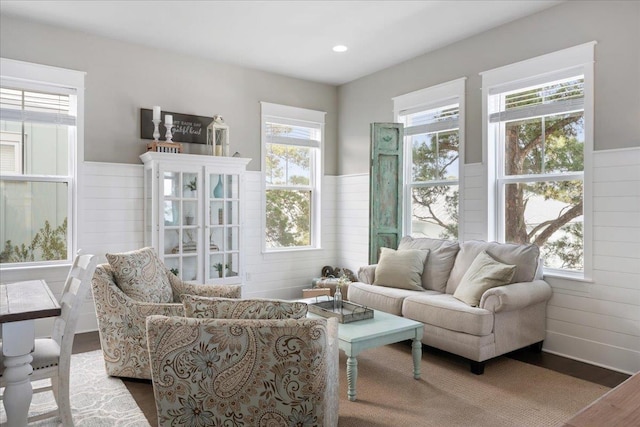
[452,250,516,307]
[106,247,173,303]
[373,247,429,291]
[181,294,308,319]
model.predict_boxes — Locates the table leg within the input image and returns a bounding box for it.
[2,320,35,427]
[412,337,422,379]
[346,355,358,401]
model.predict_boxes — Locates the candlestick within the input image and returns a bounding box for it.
[165,114,173,126]
[152,119,161,141]
[165,121,173,142]
[153,106,161,121]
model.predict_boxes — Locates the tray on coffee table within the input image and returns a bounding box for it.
[307,299,373,323]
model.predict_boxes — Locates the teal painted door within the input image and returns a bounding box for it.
[369,123,404,264]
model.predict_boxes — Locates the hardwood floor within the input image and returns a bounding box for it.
[73,331,630,426]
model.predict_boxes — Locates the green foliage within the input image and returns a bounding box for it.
[0,218,67,263]
[185,178,197,191]
[266,189,310,247]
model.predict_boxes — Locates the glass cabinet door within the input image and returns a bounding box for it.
[161,168,201,282]
[206,171,241,282]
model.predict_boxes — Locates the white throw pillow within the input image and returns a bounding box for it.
[373,247,429,291]
[452,250,516,307]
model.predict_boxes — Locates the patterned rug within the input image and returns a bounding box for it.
[1,350,150,426]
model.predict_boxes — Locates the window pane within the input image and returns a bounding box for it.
[0,120,69,176]
[505,112,584,176]
[411,129,459,182]
[410,184,458,240]
[265,143,311,186]
[411,134,438,181]
[504,180,583,271]
[266,189,311,248]
[0,180,68,263]
[265,122,320,142]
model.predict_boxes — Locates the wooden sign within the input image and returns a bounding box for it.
[140,109,214,144]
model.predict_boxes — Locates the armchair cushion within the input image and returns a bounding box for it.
[181,295,308,319]
[453,251,516,307]
[106,247,172,303]
[374,247,429,291]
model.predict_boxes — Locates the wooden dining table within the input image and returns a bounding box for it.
[1,280,61,427]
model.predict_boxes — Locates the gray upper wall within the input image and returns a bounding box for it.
[0,14,339,173]
[337,1,640,175]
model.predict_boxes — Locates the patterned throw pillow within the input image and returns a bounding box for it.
[106,247,173,303]
[181,294,308,319]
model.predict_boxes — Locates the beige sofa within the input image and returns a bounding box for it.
[348,237,552,374]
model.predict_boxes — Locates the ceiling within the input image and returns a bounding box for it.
[1,1,562,85]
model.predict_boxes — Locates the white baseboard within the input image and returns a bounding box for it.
[544,331,638,375]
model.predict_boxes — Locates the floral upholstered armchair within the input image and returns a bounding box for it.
[91,247,241,380]
[146,297,339,427]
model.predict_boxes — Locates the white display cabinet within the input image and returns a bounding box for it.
[140,152,250,285]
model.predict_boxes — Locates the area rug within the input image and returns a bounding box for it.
[1,350,150,427]
[337,343,611,427]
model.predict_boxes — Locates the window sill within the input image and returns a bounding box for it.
[543,269,594,283]
[0,261,72,273]
[263,247,323,255]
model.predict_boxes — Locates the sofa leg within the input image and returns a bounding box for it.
[470,361,485,375]
[530,341,544,353]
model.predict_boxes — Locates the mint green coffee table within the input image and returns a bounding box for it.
[311,308,424,401]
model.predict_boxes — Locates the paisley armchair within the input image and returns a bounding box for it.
[146,298,339,426]
[91,263,241,379]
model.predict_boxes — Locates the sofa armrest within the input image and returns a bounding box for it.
[479,280,552,313]
[357,264,377,284]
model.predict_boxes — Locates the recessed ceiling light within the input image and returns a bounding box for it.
[332,45,348,53]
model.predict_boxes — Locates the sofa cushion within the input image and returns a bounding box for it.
[374,247,429,291]
[446,241,540,294]
[106,247,173,303]
[348,282,440,316]
[181,295,308,319]
[398,236,460,293]
[402,293,494,336]
[453,251,516,307]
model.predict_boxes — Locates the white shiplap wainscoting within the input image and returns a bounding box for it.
[76,161,145,332]
[462,163,488,242]
[544,147,640,374]
[242,172,338,298]
[335,174,370,273]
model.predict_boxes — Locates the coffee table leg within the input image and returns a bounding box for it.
[412,337,422,379]
[346,355,358,401]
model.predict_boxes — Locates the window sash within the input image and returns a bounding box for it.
[261,102,324,252]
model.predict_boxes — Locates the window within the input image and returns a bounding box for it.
[0,58,85,266]
[261,102,324,251]
[482,42,595,276]
[394,78,466,240]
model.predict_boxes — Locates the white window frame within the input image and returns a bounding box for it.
[260,102,324,253]
[0,57,85,268]
[481,42,596,280]
[393,77,466,239]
